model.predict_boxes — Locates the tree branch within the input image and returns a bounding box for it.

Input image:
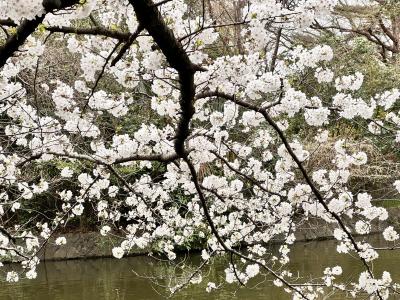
[184,157,309,299]
[110,25,144,66]
[45,25,131,41]
[0,0,80,68]
[196,90,384,300]
[129,0,204,158]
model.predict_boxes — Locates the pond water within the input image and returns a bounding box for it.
[1,235,399,300]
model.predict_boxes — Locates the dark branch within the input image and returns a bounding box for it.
[45,25,131,41]
[0,15,45,68]
[184,157,308,299]
[129,0,204,158]
[0,19,17,27]
[110,25,144,66]
[195,90,384,300]
[0,0,80,68]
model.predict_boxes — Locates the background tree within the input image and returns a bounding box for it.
[313,0,400,61]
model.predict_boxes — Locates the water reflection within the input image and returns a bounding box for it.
[1,234,398,300]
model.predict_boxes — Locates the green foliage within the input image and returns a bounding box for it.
[373,199,400,209]
[319,35,400,97]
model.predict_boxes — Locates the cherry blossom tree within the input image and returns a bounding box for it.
[0,0,400,299]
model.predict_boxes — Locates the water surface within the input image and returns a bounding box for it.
[1,235,398,299]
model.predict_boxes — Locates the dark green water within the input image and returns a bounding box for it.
[1,235,398,300]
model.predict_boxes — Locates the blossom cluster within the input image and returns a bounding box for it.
[0,0,400,299]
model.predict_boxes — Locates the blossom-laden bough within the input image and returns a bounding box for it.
[0,0,400,299]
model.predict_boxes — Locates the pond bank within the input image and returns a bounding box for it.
[30,207,400,261]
